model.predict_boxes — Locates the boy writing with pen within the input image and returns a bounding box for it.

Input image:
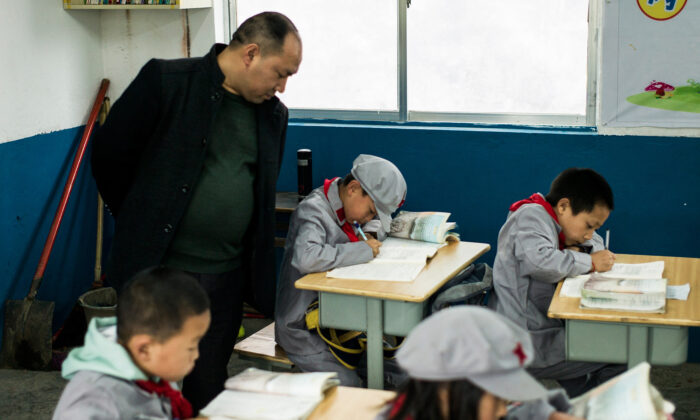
[275,154,408,387]
[491,168,626,399]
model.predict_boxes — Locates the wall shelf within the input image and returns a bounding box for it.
[63,0,211,10]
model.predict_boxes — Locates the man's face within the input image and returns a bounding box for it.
[557,200,610,246]
[141,310,211,382]
[239,33,302,104]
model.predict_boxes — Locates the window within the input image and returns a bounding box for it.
[231,0,595,125]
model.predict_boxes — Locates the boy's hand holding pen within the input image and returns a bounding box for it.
[354,221,382,257]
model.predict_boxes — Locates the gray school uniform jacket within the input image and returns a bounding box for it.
[492,195,604,368]
[275,179,382,356]
[53,317,175,420]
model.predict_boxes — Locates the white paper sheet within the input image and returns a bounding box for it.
[666,283,690,301]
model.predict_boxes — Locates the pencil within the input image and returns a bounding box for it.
[605,230,610,250]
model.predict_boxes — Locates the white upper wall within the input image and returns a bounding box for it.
[100,7,216,100]
[0,1,102,144]
[0,2,218,145]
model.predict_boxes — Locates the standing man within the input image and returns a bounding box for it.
[91,12,302,412]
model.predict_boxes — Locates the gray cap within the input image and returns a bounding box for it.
[396,306,547,401]
[350,154,407,232]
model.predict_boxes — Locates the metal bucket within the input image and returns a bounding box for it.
[78,287,117,325]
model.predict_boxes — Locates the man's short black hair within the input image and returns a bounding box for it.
[545,168,614,215]
[117,267,210,344]
[229,11,299,55]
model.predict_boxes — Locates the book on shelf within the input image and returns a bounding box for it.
[326,211,459,282]
[200,368,340,420]
[570,362,674,420]
[579,269,667,313]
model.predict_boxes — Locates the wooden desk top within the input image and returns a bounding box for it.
[548,254,700,326]
[295,241,490,302]
[308,386,395,420]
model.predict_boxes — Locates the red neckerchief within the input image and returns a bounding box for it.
[389,393,413,419]
[134,379,193,419]
[510,193,566,250]
[324,178,360,242]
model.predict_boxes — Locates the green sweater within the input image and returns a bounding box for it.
[164,91,258,273]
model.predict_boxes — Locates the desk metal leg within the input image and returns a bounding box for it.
[366,298,384,389]
[628,325,649,369]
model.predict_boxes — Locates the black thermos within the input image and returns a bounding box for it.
[297,149,312,198]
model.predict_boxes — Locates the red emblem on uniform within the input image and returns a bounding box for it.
[513,342,527,366]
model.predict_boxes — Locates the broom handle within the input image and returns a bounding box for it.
[28,79,110,300]
[94,98,111,286]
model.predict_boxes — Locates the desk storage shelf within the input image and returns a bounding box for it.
[63,0,211,10]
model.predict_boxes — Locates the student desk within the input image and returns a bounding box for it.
[548,254,700,369]
[308,386,395,419]
[295,241,491,389]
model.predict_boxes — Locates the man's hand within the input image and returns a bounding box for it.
[591,250,616,272]
[366,238,382,257]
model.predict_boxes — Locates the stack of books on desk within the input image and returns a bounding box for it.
[580,270,667,313]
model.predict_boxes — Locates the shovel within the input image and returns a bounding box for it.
[0,79,109,370]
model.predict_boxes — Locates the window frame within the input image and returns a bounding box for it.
[227,0,600,127]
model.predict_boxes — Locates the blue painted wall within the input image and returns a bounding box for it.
[2,121,699,359]
[1,128,99,345]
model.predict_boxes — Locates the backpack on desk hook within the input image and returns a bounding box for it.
[429,263,493,314]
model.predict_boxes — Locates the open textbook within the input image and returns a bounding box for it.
[200,368,340,420]
[327,237,445,281]
[570,362,674,420]
[389,211,459,243]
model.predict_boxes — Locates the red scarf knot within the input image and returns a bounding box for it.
[134,379,193,419]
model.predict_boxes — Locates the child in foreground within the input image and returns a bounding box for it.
[275,154,407,387]
[492,168,625,397]
[53,267,211,419]
[381,306,582,420]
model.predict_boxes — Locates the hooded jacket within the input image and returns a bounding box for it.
[52,317,175,420]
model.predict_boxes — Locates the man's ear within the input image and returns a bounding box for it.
[126,334,155,363]
[242,43,260,67]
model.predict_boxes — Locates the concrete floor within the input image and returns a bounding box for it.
[1,317,699,419]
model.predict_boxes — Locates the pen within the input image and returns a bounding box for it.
[605,229,610,250]
[353,221,368,241]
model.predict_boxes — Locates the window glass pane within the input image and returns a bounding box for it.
[407,0,589,115]
[236,1,397,111]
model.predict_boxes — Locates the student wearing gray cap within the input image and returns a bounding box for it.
[380,306,581,420]
[275,154,408,387]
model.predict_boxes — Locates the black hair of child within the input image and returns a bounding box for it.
[117,266,210,344]
[389,379,485,420]
[545,168,614,215]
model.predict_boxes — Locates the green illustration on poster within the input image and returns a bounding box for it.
[626,79,700,114]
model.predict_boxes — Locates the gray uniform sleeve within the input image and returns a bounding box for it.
[506,389,572,420]
[513,210,592,283]
[52,386,122,420]
[291,212,374,274]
